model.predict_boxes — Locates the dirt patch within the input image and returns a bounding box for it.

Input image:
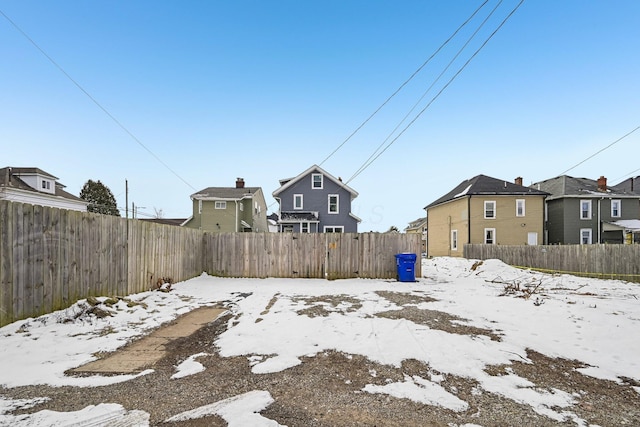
[375,290,438,305]
[293,295,363,318]
[487,350,640,426]
[2,302,639,426]
[376,306,502,342]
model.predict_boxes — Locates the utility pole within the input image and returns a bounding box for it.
[125,179,129,219]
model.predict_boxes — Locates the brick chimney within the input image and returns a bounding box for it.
[597,176,607,192]
[236,177,245,189]
[514,177,523,186]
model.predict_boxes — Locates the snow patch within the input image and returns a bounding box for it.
[363,375,469,412]
[165,390,282,426]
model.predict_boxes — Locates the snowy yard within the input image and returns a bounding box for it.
[1,257,639,426]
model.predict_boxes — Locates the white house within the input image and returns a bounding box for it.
[0,167,88,211]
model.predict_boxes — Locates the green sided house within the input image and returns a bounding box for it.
[182,178,268,232]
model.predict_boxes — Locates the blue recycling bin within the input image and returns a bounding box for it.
[395,253,417,282]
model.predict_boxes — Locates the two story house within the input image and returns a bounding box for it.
[424,175,548,257]
[0,167,88,211]
[272,165,361,233]
[182,178,268,233]
[532,175,640,244]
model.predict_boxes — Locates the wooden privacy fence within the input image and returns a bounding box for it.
[464,244,640,282]
[0,200,422,326]
[204,232,422,280]
[0,201,206,327]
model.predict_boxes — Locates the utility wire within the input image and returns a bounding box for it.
[346,0,525,184]
[0,9,197,192]
[612,166,640,182]
[349,0,504,182]
[560,125,640,176]
[318,0,490,167]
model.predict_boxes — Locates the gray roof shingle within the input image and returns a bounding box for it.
[532,175,636,199]
[191,187,261,199]
[425,174,548,209]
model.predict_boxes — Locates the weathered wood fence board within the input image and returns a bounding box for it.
[0,200,422,326]
[464,244,640,282]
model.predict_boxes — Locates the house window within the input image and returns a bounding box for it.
[294,194,303,210]
[516,199,525,217]
[580,228,592,244]
[328,194,339,214]
[215,201,227,209]
[580,200,592,219]
[239,202,244,211]
[282,224,294,232]
[198,200,202,214]
[324,226,344,233]
[301,222,309,233]
[312,173,323,189]
[611,200,621,218]
[484,228,496,244]
[484,201,496,219]
[42,180,47,189]
[451,230,458,251]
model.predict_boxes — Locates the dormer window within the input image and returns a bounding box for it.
[312,173,323,189]
[41,180,50,190]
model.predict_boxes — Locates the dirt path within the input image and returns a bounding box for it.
[72,307,227,375]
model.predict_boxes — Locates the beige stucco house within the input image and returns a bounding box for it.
[424,175,548,257]
[182,178,268,233]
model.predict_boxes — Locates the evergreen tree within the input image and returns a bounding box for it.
[79,180,120,216]
[386,225,400,233]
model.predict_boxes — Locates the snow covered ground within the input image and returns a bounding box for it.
[1,257,639,426]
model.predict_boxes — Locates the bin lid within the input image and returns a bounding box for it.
[395,253,417,261]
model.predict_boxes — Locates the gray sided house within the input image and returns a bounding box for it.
[613,175,640,195]
[272,165,361,233]
[532,175,640,245]
[183,178,268,233]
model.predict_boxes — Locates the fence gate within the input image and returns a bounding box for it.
[325,233,361,280]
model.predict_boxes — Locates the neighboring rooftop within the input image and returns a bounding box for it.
[425,175,548,209]
[0,166,86,203]
[279,211,319,222]
[139,218,188,226]
[191,178,262,200]
[532,175,639,199]
[613,176,640,195]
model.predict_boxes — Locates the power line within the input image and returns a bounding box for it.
[0,9,197,192]
[318,0,490,167]
[349,0,505,182]
[612,166,640,182]
[346,0,525,185]
[560,125,640,176]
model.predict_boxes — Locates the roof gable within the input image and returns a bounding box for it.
[272,164,358,199]
[425,174,548,210]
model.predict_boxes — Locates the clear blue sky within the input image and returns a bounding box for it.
[2,1,639,231]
